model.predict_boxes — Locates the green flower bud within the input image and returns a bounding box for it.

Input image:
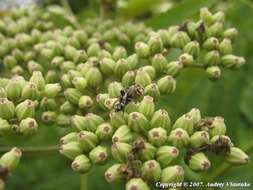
[207,22,223,37]
[141,66,156,80]
[223,28,238,39]
[78,130,98,152]
[219,38,232,55]
[190,131,209,148]
[41,111,57,123]
[60,132,78,144]
[138,96,155,118]
[0,78,9,88]
[183,41,200,58]
[5,77,23,101]
[156,146,179,168]
[87,43,101,57]
[110,111,127,129]
[226,147,249,165]
[56,114,71,127]
[27,60,44,74]
[71,115,87,131]
[0,147,22,171]
[29,71,45,91]
[204,50,220,66]
[85,113,105,132]
[64,88,82,105]
[111,142,132,163]
[150,109,171,132]
[151,54,167,73]
[71,77,87,93]
[136,140,156,161]
[21,82,39,100]
[200,7,213,25]
[3,55,17,70]
[114,59,130,78]
[0,88,6,98]
[209,116,226,137]
[61,74,72,88]
[12,48,24,63]
[169,128,190,148]
[158,29,170,47]
[213,11,225,23]
[71,154,91,173]
[158,75,176,94]
[108,82,124,98]
[89,146,108,165]
[18,117,38,135]
[144,83,160,100]
[148,35,164,54]
[0,118,11,135]
[173,114,194,135]
[79,96,93,109]
[178,53,194,66]
[60,141,83,160]
[187,108,201,126]
[86,67,103,88]
[104,164,125,183]
[126,178,150,190]
[96,93,110,110]
[188,152,211,171]
[135,70,152,87]
[112,125,134,143]
[11,65,24,75]
[51,56,64,68]
[74,30,88,45]
[100,58,115,76]
[39,97,57,111]
[15,99,36,121]
[128,112,149,133]
[0,98,15,120]
[135,42,150,58]
[96,123,113,141]
[203,37,219,51]
[104,98,118,110]
[122,71,136,87]
[161,165,184,183]
[44,83,61,98]
[141,160,159,182]
[148,127,167,147]
[126,53,138,70]
[221,54,245,69]
[60,61,76,72]
[171,31,191,49]
[165,61,183,77]
[206,66,221,81]
[113,47,127,61]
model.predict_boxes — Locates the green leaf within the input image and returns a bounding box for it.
[146,0,214,29]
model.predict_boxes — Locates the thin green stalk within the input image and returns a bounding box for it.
[80,174,88,190]
[0,145,59,156]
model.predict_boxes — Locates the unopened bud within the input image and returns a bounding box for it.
[111,142,132,163]
[148,127,167,147]
[110,111,127,129]
[209,117,226,137]
[178,53,194,66]
[183,41,200,58]
[89,146,108,164]
[108,82,124,98]
[5,77,23,101]
[15,99,35,120]
[204,50,220,66]
[112,125,134,143]
[200,7,213,25]
[169,128,189,148]
[71,154,91,173]
[190,131,209,148]
[0,147,22,171]
[122,71,136,87]
[156,146,179,168]
[173,114,194,135]
[60,132,78,144]
[157,75,176,94]
[79,96,93,109]
[100,58,115,76]
[135,70,152,87]
[150,109,171,131]
[144,83,160,100]
[0,98,15,120]
[86,67,103,87]
[29,71,45,91]
[21,82,39,100]
[188,152,211,171]
[44,83,61,98]
[203,37,219,51]
[226,147,249,165]
[0,118,11,135]
[148,35,163,55]
[219,38,232,55]
[151,54,167,73]
[206,66,221,81]
[128,112,149,133]
[223,28,238,40]
[96,123,113,141]
[138,96,155,118]
[18,117,38,135]
[135,42,150,58]
[104,164,125,183]
[78,130,98,152]
[113,47,127,61]
[221,54,245,69]
[64,88,82,105]
[161,165,184,183]
[126,178,150,190]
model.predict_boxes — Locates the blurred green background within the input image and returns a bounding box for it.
[1,0,253,189]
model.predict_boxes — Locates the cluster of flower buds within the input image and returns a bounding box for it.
[0,4,248,190]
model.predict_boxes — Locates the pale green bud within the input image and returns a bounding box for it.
[0,88,6,98]
[56,114,71,127]
[221,54,245,69]
[44,83,61,98]
[223,28,238,40]
[89,146,108,165]
[0,98,15,120]
[158,75,176,94]
[96,123,113,141]
[84,113,105,132]
[150,109,171,131]
[126,178,150,190]
[0,118,11,135]
[64,88,82,105]
[126,53,138,70]
[15,99,35,120]
[148,35,164,54]
[135,42,150,58]
[112,125,134,143]
[148,127,167,147]
[156,146,179,168]
[59,142,83,160]
[173,114,194,135]
[41,111,57,124]
[18,117,38,135]
[114,59,130,78]
[96,93,110,110]
[207,22,223,37]
[5,77,23,101]
[87,43,101,57]
[71,154,91,173]
[108,82,124,98]
[27,60,44,74]
[206,66,221,81]
[86,67,103,87]
[209,116,226,137]
[178,53,194,66]
[203,37,219,51]
[200,7,213,25]
[128,112,149,133]
[144,83,160,100]
[189,152,211,171]
[104,164,125,183]
[3,55,17,70]
[169,128,190,148]
[141,66,156,80]
[183,41,200,58]
[152,53,167,73]
[111,142,132,163]
[79,96,93,109]
[135,70,152,87]
[138,96,155,118]
[113,47,127,61]
[100,58,115,76]
[60,132,78,144]
[110,111,127,129]
[204,50,220,66]
[219,38,232,55]
[21,82,39,100]
[190,131,209,148]
[29,71,45,91]
[122,71,136,87]
[226,147,249,165]
[78,130,98,152]
[171,31,191,49]
[161,165,184,183]
[0,147,22,171]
